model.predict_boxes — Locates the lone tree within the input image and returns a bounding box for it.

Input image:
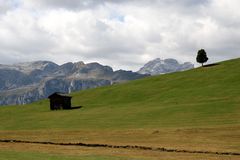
[196,49,208,67]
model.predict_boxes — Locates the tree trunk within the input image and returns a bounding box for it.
[202,63,203,67]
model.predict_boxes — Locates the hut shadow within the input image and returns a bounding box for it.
[69,106,82,110]
[203,63,220,68]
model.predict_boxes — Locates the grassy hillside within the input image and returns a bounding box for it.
[0,58,240,130]
[0,58,240,159]
[0,150,126,160]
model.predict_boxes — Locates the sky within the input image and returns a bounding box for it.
[0,0,240,71]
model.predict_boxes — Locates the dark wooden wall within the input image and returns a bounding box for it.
[50,97,71,110]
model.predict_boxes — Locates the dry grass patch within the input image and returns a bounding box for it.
[0,142,239,160]
[0,125,240,153]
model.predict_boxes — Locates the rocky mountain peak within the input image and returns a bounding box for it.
[7,61,59,74]
[74,61,85,68]
[138,58,194,75]
[164,58,179,65]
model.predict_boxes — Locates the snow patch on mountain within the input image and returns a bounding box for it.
[138,58,194,75]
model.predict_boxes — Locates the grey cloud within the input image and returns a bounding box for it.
[0,14,56,55]
[0,0,18,14]
[34,0,101,10]
[25,0,121,10]
[24,0,210,11]
[0,0,239,71]
[162,0,209,6]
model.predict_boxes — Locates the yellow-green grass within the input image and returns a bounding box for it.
[0,150,133,160]
[0,142,238,160]
[0,150,124,160]
[0,58,240,159]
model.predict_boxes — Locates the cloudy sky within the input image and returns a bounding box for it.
[0,0,239,71]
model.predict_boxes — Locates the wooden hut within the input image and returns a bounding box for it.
[48,92,72,110]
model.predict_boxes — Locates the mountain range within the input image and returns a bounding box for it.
[138,58,194,75]
[0,61,147,105]
[0,58,193,105]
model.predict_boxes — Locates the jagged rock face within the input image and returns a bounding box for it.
[0,69,33,90]
[138,58,194,75]
[0,61,59,74]
[0,61,148,106]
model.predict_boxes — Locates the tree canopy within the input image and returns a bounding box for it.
[196,49,208,66]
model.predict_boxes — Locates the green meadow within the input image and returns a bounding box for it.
[0,58,240,160]
[0,150,135,160]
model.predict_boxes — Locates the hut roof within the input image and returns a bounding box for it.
[48,92,72,99]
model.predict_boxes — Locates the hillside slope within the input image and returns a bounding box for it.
[0,58,240,159]
[70,58,240,128]
[0,58,239,130]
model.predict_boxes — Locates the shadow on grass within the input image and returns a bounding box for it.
[50,106,82,111]
[70,106,82,110]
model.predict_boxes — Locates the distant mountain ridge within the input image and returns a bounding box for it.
[138,58,194,75]
[0,61,147,105]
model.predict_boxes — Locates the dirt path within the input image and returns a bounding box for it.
[0,139,240,156]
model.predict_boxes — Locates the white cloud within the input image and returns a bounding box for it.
[0,0,239,70]
[0,0,20,14]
